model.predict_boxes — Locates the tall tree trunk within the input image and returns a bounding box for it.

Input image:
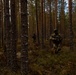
[52,8,55,29]
[1,0,4,48]
[35,0,40,44]
[60,0,66,45]
[41,0,44,47]
[49,0,52,35]
[15,0,20,42]
[60,0,65,36]
[4,0,18,71]
[20,0,28,75]
[48,0,53,46]
[55,0,58,29]
[38,0,42,42]
[44,0,46,40]
[2,0,6,53]
[0,0,2,48]
[4,0,11,68]
[10,0,18,71]
[69,0,74,50]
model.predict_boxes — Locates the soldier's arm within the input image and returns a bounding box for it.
[50,34,56,40]
[59,34,62,39]
[59,34,63,42]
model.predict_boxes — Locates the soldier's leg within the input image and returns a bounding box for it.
[55,44,59,54]
[51,44,55,54]
[58,44,61,51]
[53,44,57,54]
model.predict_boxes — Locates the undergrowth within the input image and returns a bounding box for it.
[0,43,76,75]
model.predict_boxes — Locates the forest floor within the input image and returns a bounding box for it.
[0,42,76,75]
[28,43,76,75]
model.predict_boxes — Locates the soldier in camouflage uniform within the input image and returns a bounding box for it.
[50,29,62,54]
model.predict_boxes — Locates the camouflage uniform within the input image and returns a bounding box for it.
[50,29,62,53]
[32,33,36,43]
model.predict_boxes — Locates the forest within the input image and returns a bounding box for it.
[0,0,76,75]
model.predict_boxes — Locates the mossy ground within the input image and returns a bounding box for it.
[28,44,76,75]
[0,42,76,75]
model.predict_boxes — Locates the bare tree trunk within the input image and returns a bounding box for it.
[48,0,52,35]
[60,0,65,35]
[69,0,74,50]
[0,0,2,48]
[47,0,53,46]
[2,0,6,53]
[55,0,58,29]
[41,0,44,47]
[4,0,11,68]
[10,0,18,71]
[4,0,18,71]
[35,0,40,44]
[15,0,20,42]
[44,0,46,40]
[20,0,28,75]
[52,8,55,29]
[1,0,4,48]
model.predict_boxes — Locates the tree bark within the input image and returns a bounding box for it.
[69,0,74,50]
[0,0,2,48]
[55,0,58,29]
[4,0,11,68]
[41,0,44,47]
[20,0,28,75]
[10,0,18,71]
[35,0,40,44]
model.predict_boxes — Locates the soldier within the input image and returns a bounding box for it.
[32,33,36,43]
[50,29,62,54]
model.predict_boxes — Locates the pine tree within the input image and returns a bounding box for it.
[55,0,58,29]
[44,0,46,40]
[60,0,65,36]
[10,0,18,71]
[20,0,28,75]
[4,0,11,68]
[35,0,40,44]
[41,0,44,47]
[69,0,74,50]
[0,0,2,48]
[49,0,52,35]
[4,0,18,71]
